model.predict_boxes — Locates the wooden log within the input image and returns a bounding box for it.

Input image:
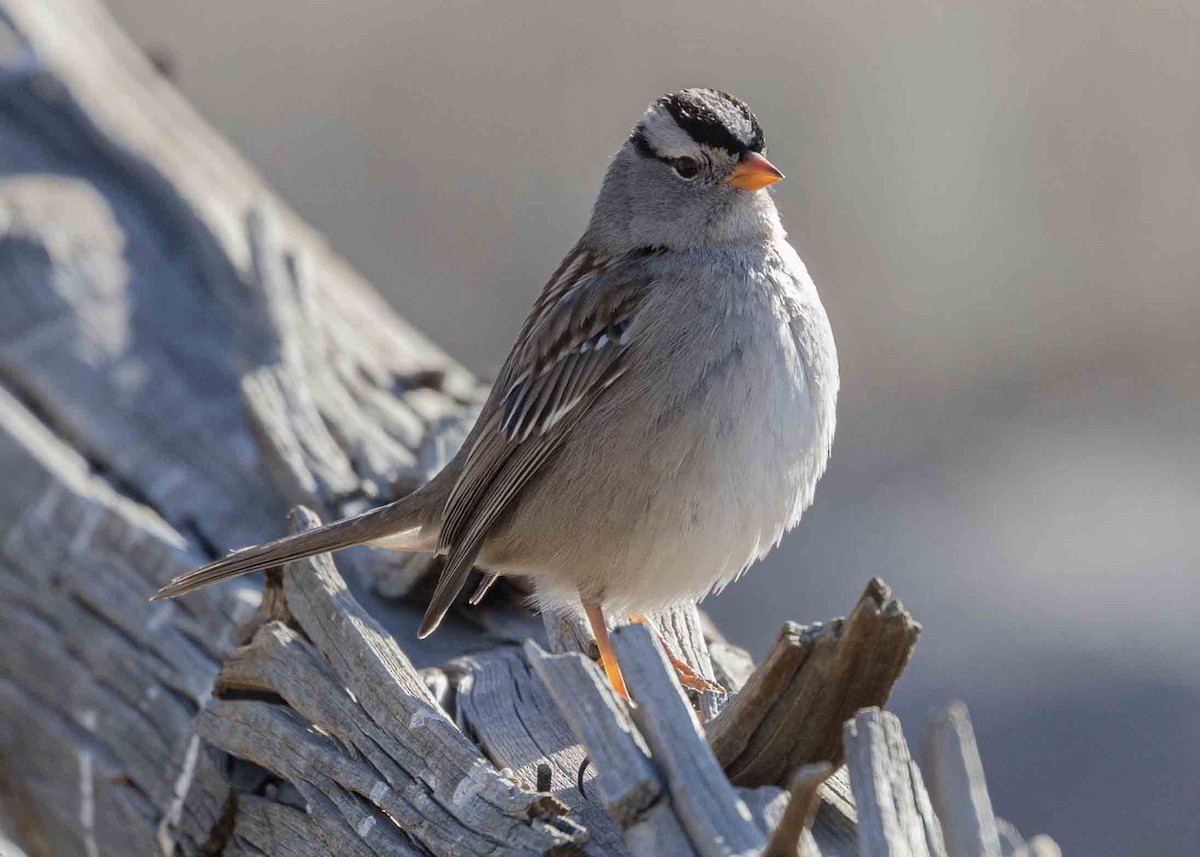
[0,0,511,850]
[0,384,246,857]
[526,642,695,856]
[454,647,628,855]
[612,624,766,857]
[843,709,947,857]
[707,579,921,787]
[921,702,1001,857]
[0,0,475,590]
[764,763,834,857]
[195,508,588,856]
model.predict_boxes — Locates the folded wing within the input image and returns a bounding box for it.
[418,248,656,636]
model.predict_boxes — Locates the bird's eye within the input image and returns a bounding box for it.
[672,157,700,179]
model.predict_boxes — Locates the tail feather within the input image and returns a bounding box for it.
[468,572,499,606]
[416,528,488,638]
[152,499,432,601]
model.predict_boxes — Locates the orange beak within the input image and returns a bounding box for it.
[727,151,784,191]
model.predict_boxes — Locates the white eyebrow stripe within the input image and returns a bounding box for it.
[640,107,700,155]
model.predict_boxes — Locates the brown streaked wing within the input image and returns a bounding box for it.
[419,250,655,636]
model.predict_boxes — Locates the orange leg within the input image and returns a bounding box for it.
[584,602,629,699]
[629,612,726,694]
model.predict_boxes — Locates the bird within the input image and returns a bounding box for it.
[154,89,839,697]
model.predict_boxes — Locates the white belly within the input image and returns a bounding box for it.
[594,313,831,611]
[482,245,839,614]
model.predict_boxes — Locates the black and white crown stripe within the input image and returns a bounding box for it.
[631,88,765,162]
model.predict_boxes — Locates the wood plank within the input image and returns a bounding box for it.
[764,763,834,857]
[526,642,696,856]
[843,709,946,857]
[455,647,628,854]
[708,579,921,787]
[612,624,765,857]
[922,703,1001,857]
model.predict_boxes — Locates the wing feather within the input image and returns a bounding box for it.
[419,247,659,636]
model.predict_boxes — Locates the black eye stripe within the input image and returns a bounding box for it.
[630,127,657,159]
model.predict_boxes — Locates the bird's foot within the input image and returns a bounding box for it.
[666,652,726,694]
[628,612,726,694]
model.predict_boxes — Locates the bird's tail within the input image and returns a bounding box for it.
[151,493,436,601]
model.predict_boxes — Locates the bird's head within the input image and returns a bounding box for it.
[588,89,786,252]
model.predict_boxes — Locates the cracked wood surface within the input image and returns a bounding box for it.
[454,647,630,855]
[707,579,921,787]
[200,508,587,855]
[843,710,947,857]
[0,0,479,851]
[611,624,765,857]
[527,643,694,856]
[0,381,245,857]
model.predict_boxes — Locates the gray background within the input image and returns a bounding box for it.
[106,1,1199,853]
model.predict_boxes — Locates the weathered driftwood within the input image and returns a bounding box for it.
[763,763,833,857]
[708,579,921,788]
[454,647,629,855]
[528,637,860,857]
[922,703,1001,857]
[612,624,765,856]
[921,703,1059,857]
[0,382,248,857]
[192,525,952,857]
[0,0,1064,855]
[527,642,693,855]
[0,0,482,848]
[841,706,1061,857]
[202,508,586,855]
[843,709,946,857]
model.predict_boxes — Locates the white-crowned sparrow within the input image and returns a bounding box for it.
[155,89,839,695]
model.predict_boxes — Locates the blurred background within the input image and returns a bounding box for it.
[105,1,1198,853]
